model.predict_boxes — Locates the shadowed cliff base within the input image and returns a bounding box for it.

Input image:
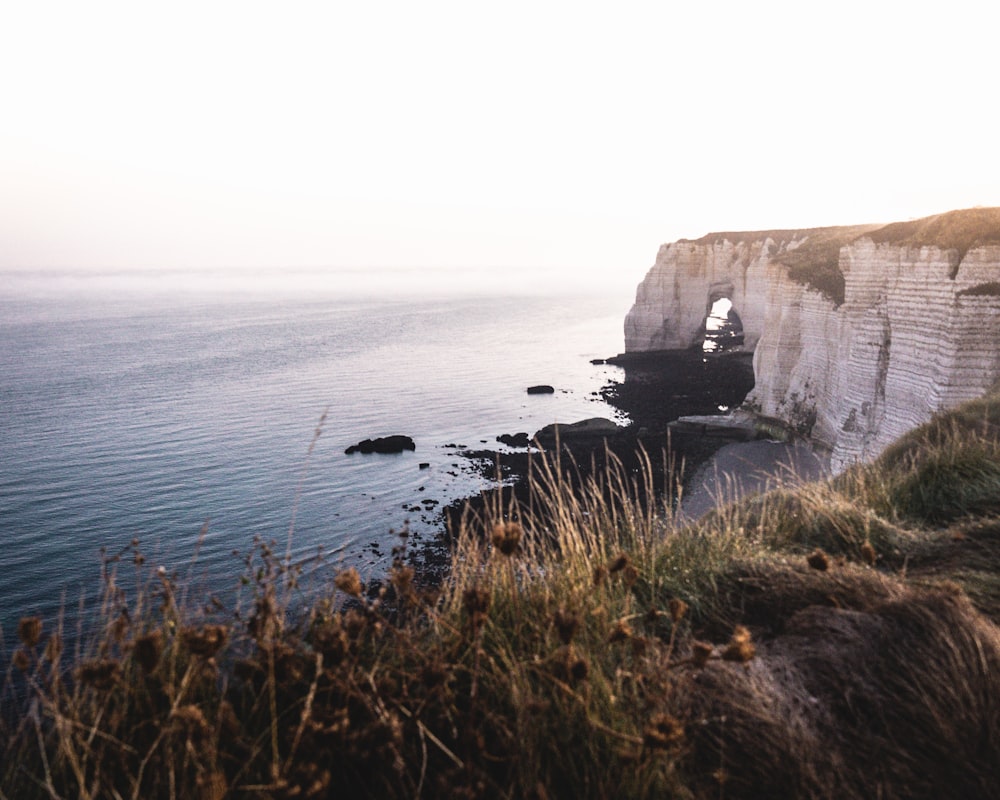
[436,350,756,565]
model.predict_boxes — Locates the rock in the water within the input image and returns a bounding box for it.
[345,435,416,455]
[419,462,430,470]
[527,385,555,395]
[497,432,532,448]
[534,417,623,443]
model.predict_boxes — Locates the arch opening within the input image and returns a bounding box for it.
[703,297,745,353]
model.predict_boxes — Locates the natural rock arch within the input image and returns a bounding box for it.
[702,285,745,353]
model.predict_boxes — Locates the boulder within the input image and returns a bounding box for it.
[345,435,416,455]
[526,385,555,395]
[533,417,623,443]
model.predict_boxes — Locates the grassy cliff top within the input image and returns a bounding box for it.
[867,206,1000,261]
[685,207,1000,251]
[682,208,1000,305]
[687,223,880,247]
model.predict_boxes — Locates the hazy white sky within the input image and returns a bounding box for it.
[2,0,997,287]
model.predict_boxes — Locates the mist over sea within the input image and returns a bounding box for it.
[0,268,634,631]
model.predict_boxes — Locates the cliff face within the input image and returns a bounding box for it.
[625,208,1000,471]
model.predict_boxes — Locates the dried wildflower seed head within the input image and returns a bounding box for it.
[181,624,228,658]
[491,521,523,557]
[807,549,830,571]
[592,565,608,586]
[76,659,120,690]
[608,554,629,574]
[18,617,42,648]
[12,648,31,672]
[553,608,580,644]
[721,625,755,663]
[691,640,714,669]
[730,625,751,644]
[860,541,877,566]
[630,636,649,658]
[334,567,363,598]
[623,564,640,588]
[609,619,633,644]
[668,598,689,624]
[643,713,685,749]
[134,631,163,674]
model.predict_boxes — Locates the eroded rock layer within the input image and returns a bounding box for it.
[625,209,1000,470]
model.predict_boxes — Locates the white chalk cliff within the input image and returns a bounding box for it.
[625,209,1000,471]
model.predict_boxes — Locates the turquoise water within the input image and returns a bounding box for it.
[0,271,632,631]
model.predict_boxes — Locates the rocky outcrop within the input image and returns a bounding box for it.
[345,435,416,455]
[625,208,1000,471]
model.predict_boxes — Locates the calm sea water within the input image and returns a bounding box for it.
[0,270,632,632]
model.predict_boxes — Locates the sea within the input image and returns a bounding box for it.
[0,268,636,636]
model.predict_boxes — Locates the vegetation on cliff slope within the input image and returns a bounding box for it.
[689,207,1000,305]
[867,206,1000,266]
[3,388,1000,799]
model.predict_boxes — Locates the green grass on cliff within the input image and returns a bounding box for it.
[4,391,1000,799]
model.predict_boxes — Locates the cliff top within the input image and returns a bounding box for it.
[687,223,881,247]
[684,207,1000,252]
[866,207,1000,261]
[682,208,1000,304]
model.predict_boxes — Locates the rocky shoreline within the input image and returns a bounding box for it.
[405,349,758,582]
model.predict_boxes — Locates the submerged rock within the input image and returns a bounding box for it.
[526,385,555,395]
[345,435,416,455]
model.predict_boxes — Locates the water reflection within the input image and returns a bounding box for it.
[703,298,745,353]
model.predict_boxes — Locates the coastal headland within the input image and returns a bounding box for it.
[7,209,1000,799]
[433,207,1000,570]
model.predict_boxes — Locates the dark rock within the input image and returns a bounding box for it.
[590,358,606,365]
[419,462,430,469]
[344,435,416,455]
[527,385,555,395]
[533,417,622,443]
[497,432,532,448]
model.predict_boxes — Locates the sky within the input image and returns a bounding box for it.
[2,0,998,290]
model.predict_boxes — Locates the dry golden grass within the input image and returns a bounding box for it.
[4,389,1000,798]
